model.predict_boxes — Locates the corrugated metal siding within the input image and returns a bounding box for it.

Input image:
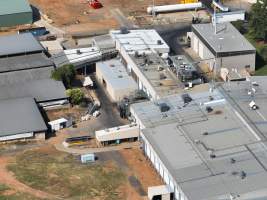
[0,12,32,27]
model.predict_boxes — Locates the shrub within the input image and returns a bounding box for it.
[66,88,84,105]
[51,64,76,88]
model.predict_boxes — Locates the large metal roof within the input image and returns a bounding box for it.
[132,82,267,200]
[192,23,255,55]
[0,33,44,57]
[0,0,32,16]
[0,53,54,73]
[0,97,47,137]
[0,79,67,103]
[0,66,54,86]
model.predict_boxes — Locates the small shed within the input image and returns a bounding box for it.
[81,153,95,163]
[48,118,72,131]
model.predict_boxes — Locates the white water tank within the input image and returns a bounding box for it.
[147,3,202,14]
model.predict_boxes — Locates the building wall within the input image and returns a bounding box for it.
[140,131,188,200]
[34,131,46,140]
[0,12,32,27]
[219,53,255,72]
[0,131,46,143]
[191,32,256,73]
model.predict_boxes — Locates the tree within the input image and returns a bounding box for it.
[51,64,76,88]
[66,88,85,105]
[249,0,267,41]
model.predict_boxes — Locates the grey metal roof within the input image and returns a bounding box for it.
[0,53,54,73]
[0,97,47,137]
[0,0,32,16]
[0,66,54,86]
[0,79,67,103]
[132,85,267,200]
[0,33,44,57]
[192,23,255,55]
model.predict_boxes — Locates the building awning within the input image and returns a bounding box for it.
[83,76,93,87]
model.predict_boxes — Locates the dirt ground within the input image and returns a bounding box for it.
[29,0,178,34]
[0,143,162,200]
[120,148,163,191]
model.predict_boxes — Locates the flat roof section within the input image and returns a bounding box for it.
[0,33,44,57]
[129,53,183,98]
[0,79,67,103]
[97,59,137,91]
[0,97,47,137]
[133,88,267,199]
[0,53,54,73]
[0,0,32,16]
[221,77,267,139]
[192,23,255,56]
[110,29,170,54]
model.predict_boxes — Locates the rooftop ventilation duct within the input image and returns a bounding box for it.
[159,103,170,112]
[181,94,192,104]
[120,26,129,34]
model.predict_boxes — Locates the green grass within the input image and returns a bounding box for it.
[0,184,41,200]
[0,193,42,200]
[0,184,9,193]
[8,150,126,200]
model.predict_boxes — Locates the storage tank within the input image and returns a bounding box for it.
[147,2,202,14]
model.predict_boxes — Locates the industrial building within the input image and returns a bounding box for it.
[0,97,47,142]
[130,77,267,200]
[0,0,33,27]
[108,29,183,100]
[190,22,256,75]
[0,32,68,109]
[96,59,138,102]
